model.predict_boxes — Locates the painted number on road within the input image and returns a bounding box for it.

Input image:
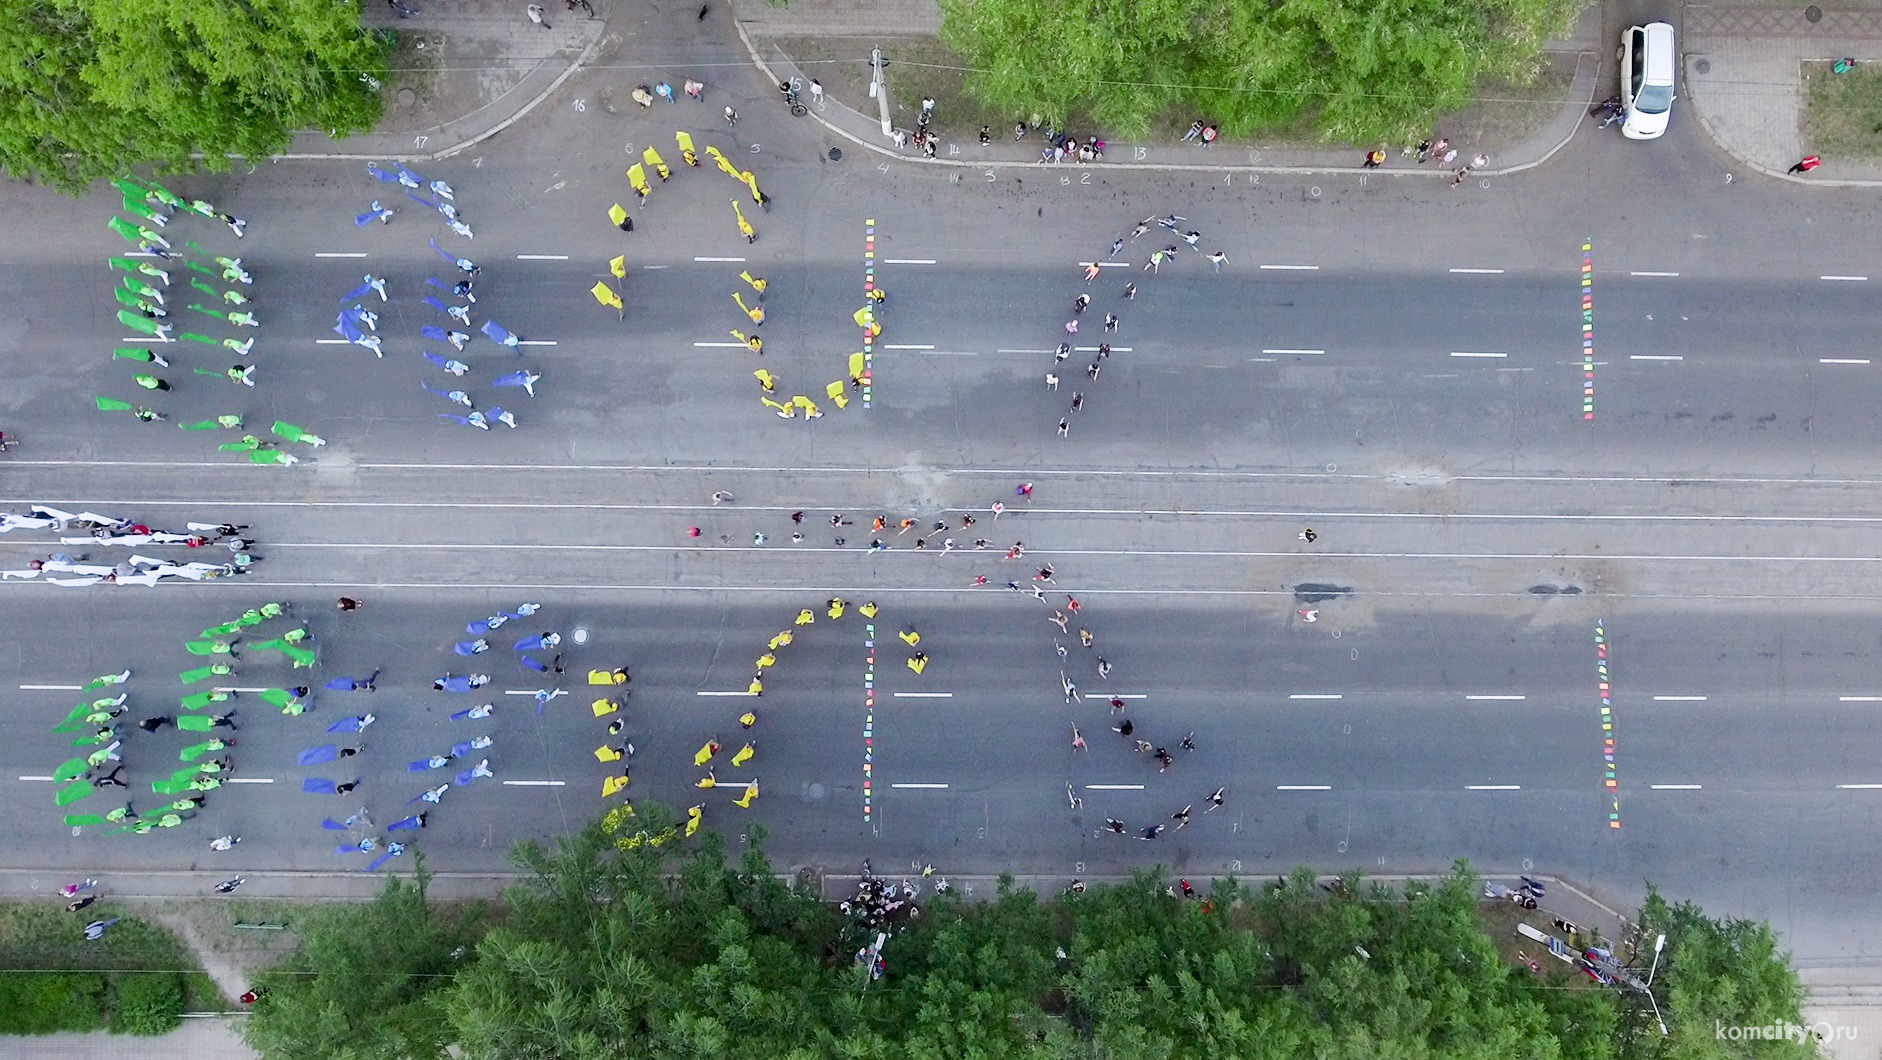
[574,99,586,112]
[986,171,995,182]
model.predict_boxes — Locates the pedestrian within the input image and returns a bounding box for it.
[809,79,824,105]
[685,79,704,100]
[1182,119,1204,142]
[1299,527,1316,543]
[1471,153,1488,168]
[1208,250,1227,272]
[1205,786,1226,810]
[1199,124,1217,147]
[979,125,991,145]
[527,3,550,27]
[724,105,738,126]
[655,81,674,103]
[1172,805,1191,828]
[921,96,935,117]
[1056,418,1069,438]
[1071,725,1086,751]
[1103,312,1117,332]
[1363,149,1384,168]
[1450,166,1469,188]
[337,596,362,611]
[1789,154,1821,174]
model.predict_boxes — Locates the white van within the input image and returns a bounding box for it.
[1620,22,1676,140]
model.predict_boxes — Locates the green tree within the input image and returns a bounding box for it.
[1621,885,1815,1060]
[0,0,385,191]
[936,0,1582,143]
[240,860,478,1060]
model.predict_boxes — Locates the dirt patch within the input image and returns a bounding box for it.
[376,28,459,136]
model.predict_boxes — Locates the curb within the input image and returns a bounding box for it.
[1683,53,1882,187]
[736,18,1596,182]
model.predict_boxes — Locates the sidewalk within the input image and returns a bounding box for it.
[281,0,605,161]
[1684,0,1882,184]
[728,0,1601,179]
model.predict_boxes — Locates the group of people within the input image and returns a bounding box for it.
[0,509,257,586]
[341,162,543,432]
[103,177,283,440]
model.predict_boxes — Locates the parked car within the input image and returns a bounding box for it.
[1619,22,1677,139]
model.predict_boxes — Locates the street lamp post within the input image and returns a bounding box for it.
[1643,933,1668,1035]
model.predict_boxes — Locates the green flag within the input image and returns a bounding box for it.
[55,781,93,807]
[53,758,90,782]
[176,715,214,732]
[106,216,141,241]
[95,397,135,412]
[117,310,160,334]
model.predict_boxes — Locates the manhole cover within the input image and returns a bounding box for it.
[572,626,590,645]
[397,88,416,107]
[828,147,842,161]
[1695,58,1711,74]
[1806,4,1822,21]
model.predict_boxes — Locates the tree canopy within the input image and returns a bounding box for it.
[936,0,1584,144]
[239,809,1818,1060]
[0,0,385,191]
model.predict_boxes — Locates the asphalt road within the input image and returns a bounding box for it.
[1,28,1880,973]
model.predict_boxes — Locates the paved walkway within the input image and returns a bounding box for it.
[1684,1,1882,183]
[728,0,1602,179]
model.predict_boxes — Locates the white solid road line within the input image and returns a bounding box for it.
[1838,783,1882,789]
[694,256,746,263]
[1262,349,1324,355]
[892,692,952,698]
[995,348,1054,354]
[314,339,351,345]
[1650,784,1703,790]
[890,782,949,788]
[20,684,81,691]
[1631,355,1683,361]
[1275,784,1332,791]
[693,342,748,349]
[696,690,755,697]
[1448,268,1504,274]
[1840,696,1882,702]
[882,344,934,350]
[502,779,567,787]
[1259,264,1319,271]
[18,776,52,782]
[1630,271,1680,277]
[883,258,937,265]
[1821,358,1871,365]
[1466,784,1521,790]
[516,340,556,346]
[915,350,979,356]
[227,777,273,784]
[1073,346,1131,353]
[515,254,569,260]
[1079,261,1130,268]
[315,252,368,258]
[1651,695,1707,701]
[1821,275,1869,281]
[1450,351,1507,358]
[1465,694,1526,701]
[1085,783,1145,790]
[1084,693,1146,700]
[1288,693,1342,700]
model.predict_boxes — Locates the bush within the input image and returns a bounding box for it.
[0,971,105,1034]
[108,973,184,1036]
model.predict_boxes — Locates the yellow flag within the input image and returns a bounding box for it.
[609,255,626,278]
[676,131,696,152]
[642,146,667,168]
[848,352,865,379]
[607,203,628,227]
[590,281,621,309]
